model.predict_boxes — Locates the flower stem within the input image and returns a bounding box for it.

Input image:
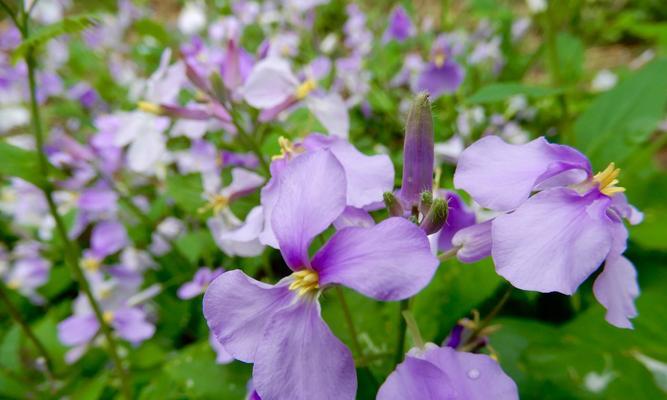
[334,287,364,363]
[402,309,424,349]
[393,298,410,365]
[460,286,512,351]
[230,111,271,176]
[20,17,132,399]
[0,282,55,384]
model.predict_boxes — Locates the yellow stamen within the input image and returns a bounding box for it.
[198,194,230,215]
[593,162,625,196]
[272,136,304,161]
[295,78,317,100]
[102,311,115,324]
[434,52,447,68]
[81,257,101,272]
[138,101,163,115]
[288,269,320,297]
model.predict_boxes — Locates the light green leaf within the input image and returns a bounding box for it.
[165,173,205,214]
[12,14,100,63]
[466,83,562,104]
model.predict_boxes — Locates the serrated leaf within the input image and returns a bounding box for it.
[12,14,100,63]
[466,83,562,104]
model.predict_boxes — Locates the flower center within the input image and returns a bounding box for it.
[81,256,101,272]
[103,311,115,324]
[434,51,447,68]
[199,194,229,215]
[272,136,304,161]
[295,78,317,100]
[593,162,625,197]
[288,269,320,297]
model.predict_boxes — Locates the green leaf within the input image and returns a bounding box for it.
[70,371,108,400]
[574,58,667,168]
[162,341,251,399]
[165,173,205,214]
[12,14,100,63]
[0,141,46,188]
[175,229,216,264]
[466,83,562,104]
[493,267,667,399]
[0,325,21,372]
[556,33,585,84]
[412,258,503,342]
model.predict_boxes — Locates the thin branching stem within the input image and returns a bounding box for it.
[19,14,132,399]
[0,281,56,386]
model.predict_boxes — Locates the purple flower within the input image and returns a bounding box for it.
[58,271,155,362]
[178,267,224,299]
[377,344,518,399]
[454,136,642,328]
[203,168,266,257]
[383,6,415,43]
[90,220,128,259]
[417,35,464,98]
[259,134,394,247]
[204,150,438,400]
[430,190,477,252]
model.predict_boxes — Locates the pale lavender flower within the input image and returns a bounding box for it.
[204,150,438,400]
[377,344,518,399]
[242,57,349,137]
[178,267,223,299]
[455,136,642,328]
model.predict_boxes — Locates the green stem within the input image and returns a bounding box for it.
[394,299,410,365]
[0,282,55,384]
[230,113,271,176]
[460,287,512,351]
[21,24,132,400]
[334,287,364,363]
[402,309,424,349]
[0,0,21,30]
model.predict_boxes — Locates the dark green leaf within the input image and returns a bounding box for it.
[574,59,667,168]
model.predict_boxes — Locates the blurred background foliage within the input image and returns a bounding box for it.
[1,0,666,399]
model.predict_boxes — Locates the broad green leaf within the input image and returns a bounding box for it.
[493,266,667,399]
[165,173,205,214]
[175,229,216,264]
[70,371,108,400]
[12,15,100,63]
[466,83,562,104]
[162,341,251,399]
[412,258,503,342]
[556,33,585,84]
[0,141,45,188]
[0,325,21,372]
[574,58,667,168]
